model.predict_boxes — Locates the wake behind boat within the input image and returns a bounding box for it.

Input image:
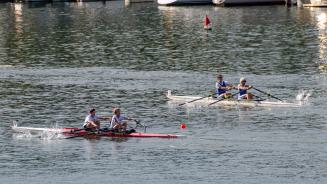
[11,123,184,139]
[166,90,302,107]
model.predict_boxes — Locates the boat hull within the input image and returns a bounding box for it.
[166,90,300,107]
[213,0,285,6]
[62,128,181,138]
[158,0,212,5]
[11,126,183,139]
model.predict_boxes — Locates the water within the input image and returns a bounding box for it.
[1,1,327,183]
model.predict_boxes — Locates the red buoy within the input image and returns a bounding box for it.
[204,15,212,30]
[180,123,187,129]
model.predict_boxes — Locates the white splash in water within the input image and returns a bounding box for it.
[40,130,60,140]
[12,121,64,140]
[39,123,65,140]
[296,90,312,101]
[12,130,42,140]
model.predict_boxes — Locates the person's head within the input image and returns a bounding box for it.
[217,74,223,82]
[240,77,246,84]
[89,108,96,115]
[113,108,121,116]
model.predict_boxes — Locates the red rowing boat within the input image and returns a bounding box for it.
[12,125,184,139]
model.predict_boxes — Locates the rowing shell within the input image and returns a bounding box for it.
[166,90,301,107]
[11,124,184,139]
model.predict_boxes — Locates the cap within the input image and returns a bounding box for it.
[240,77,246,83]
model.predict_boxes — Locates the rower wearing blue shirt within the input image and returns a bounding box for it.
[215,74,233,99]
[237,77,254,100]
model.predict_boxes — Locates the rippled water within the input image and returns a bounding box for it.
[1,1,327,184]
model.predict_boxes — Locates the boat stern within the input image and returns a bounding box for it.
[213,0,225,5]
[167,90,172,97]
[158,0,179,5]
[12,121,18,128]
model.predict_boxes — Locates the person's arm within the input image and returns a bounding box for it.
[120,116,133,123]
[100,116,111,120]
[224,81,233,90]
[84,116,89,124]
[125,116,134,121]
[86,117,98,127]
[233,84,239,90]
[238,85,252,90]
[215,82,220,90]
[85,116,96,124]
[216,82,228,90]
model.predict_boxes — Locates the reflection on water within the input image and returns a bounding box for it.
[316,11,327,70]
[82,139,99,160]
[319,62,327,72]
[308,8,327,73]
[12,3,23,33]
[0,3,322,74]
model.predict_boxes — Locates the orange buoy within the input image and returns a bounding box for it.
[180,123,187,129]
[204,15,212,30]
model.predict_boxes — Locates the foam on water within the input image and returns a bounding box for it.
[12,122,66,140]
[12,129,62,140]
[13,131,34,139]
[39,130,61,140]
[296,89,312,102]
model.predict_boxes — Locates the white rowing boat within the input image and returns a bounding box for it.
[158,0,212,5]
[166,90,301,107]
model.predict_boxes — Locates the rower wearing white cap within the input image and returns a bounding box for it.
[237,77,254,100]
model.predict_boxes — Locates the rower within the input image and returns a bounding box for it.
[109,108,133,132]
[83,108,110,131]
[237,77,254,100]
[215,74,233,99]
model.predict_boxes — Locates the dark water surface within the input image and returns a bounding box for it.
[1,2,327,183]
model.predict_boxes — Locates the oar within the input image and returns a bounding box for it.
[178,94,213,106]
[252,87,283,102]
[251,94,265,101]
[208,92,239,106]
[133,119,147,132]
